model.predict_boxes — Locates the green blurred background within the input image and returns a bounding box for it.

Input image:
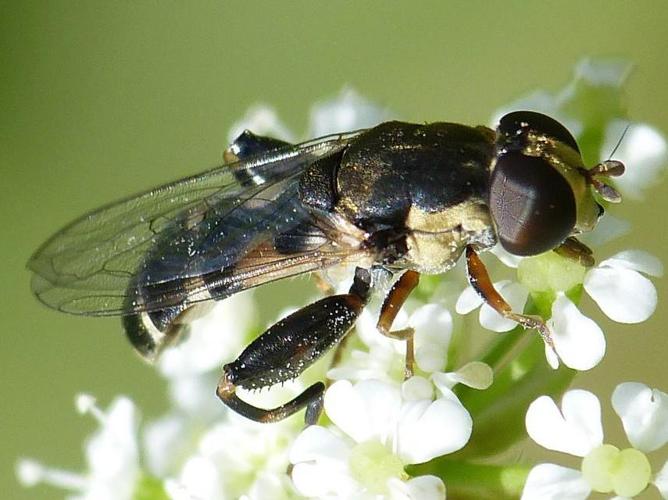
[2,2,667,498]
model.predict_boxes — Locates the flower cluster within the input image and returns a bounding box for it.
[522,382,668,499]
[289,303,493,499]
[17,61,667,500]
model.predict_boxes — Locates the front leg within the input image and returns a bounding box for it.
[465,246,554,349]
[217,267,371,425]
[553,236,595,268]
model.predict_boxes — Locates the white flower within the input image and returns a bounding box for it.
[164,413,299,500]
[611,382,668,454]
[522,383,668,499]
[144,305,324,495]
[329,303,493,394]
[156,291,257,420]
[544,294,606,371]
[140,291,261,479]
[158,291,257,379]
[228,106,296,144]
[328,303,453,383]
[583,250,662,324]
[228,87,393,148]
[17,394,140,500]
[307,87,394,137]
[289,378,470,499]
[546,249,662,371]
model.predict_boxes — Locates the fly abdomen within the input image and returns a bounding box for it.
[122,307,182,361]
[122,259,219,361]
[122,279,207,361]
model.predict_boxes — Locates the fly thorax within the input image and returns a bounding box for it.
[403,199,495,274]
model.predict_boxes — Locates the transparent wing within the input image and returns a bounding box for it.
[29,130,366,316]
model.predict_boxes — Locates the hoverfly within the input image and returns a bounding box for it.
[28,111,624,424]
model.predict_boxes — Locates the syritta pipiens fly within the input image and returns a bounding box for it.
[28,111,624,424]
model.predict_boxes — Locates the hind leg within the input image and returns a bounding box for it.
[217,267,371,424]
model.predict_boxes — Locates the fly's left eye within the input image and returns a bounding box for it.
[489,151,576,256]
[499,111,580,153]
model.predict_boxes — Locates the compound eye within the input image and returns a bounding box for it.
[499,111,580,153]
[490,151,576,256]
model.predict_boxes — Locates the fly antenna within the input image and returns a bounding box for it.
[607,122,630,160]
[582,122,629,204]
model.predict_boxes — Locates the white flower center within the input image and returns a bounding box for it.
[580,443,651,497]
[348,440,406,494]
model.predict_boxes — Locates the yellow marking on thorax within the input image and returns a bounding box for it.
[404,200,493,274]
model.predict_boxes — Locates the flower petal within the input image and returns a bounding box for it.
[450,361,494,390]
[429,383,462,407]
[611,382,668,453]
[584,267,657,323]
[290,425,357,498]
[599,250,664,277]
[290,461,357,498]
[575,57,630,85]
[455,285,484,314]
[654,459,668,499]
[526,390,603,457]
[405,475,446,500]
[548,295,606,371]
[412,304,453,373]
[580,213,631,247]
[401,376,434,401]
[521,464,591,500]
[289,425,351,464]
[246,471,294,500]
[356,308,405,352]
[479,304,515,332]
[227,105,296,143]
[171,456,224,500]
[396,397,472,463]
[143,414,187,476]
[325,379,401,444]
[490,243,524,268]
[159,292,256,377]
[479,281,528,332]
[84,397,139,487]
[545,345,560,370]
[432,362,493,391]
[387,475,446,500]
[308,87,393,137]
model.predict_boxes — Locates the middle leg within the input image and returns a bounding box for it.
[377,269,421,378]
